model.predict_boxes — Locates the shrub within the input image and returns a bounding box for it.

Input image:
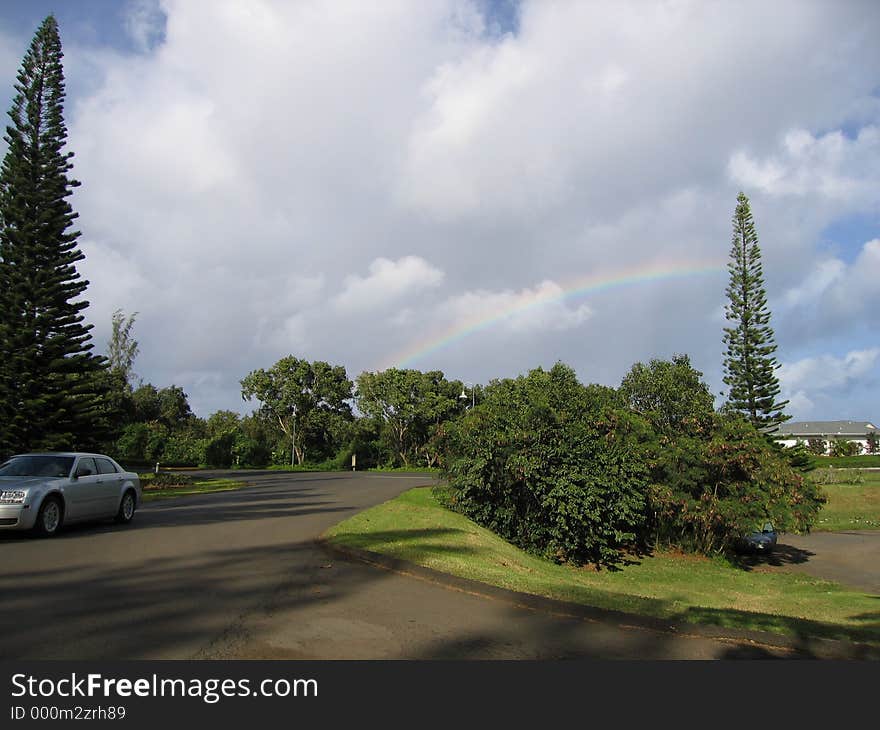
[647,415,825,554]
[619,354,714,435]
[806,438,828,456]
[116,422,169,463]
[781,441,815,473]
[160,432,205,466]
[204,432,236,468]
[442,363,651,568]
[141,472,194,488]
[831,440,862,457]
[811,468,864,486]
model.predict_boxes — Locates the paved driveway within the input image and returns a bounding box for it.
[0,472,873,660]
[760,530,880,594]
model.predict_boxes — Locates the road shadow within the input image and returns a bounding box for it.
[0,480,354,540]
[0,537,401,660]
[733,542,814,571]
[3,471,876,660]
[328,527,880,658]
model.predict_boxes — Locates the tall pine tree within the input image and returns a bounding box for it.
[722,192,789,432]
[0,16,108,455]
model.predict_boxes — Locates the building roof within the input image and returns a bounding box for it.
[776,420,877,437]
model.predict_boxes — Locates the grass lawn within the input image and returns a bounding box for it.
[812,469,880,531]
[812,455,880,468]
[324,487,880,645]
[140,478,246,502]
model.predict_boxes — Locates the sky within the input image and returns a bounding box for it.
[0,0,877,421]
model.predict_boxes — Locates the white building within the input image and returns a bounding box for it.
[775,420,878,454]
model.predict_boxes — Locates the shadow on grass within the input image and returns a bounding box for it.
[681,605,880,648]
[330,528,484,563]
[328,526,880,653]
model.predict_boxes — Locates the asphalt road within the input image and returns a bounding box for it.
[0,471,875,660]
[763,530,880,594]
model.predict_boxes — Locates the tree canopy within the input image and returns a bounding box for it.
[241,356,353,464]
[722,192,789,432]
[355,368,461,467]
[619,354,714,435]
[443,363,652,567]
[0,15,107,454]
[107,309,139,389]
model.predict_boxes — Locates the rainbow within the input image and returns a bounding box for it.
[381,259,726,370]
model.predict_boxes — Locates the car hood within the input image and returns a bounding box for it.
[0,476,61,488]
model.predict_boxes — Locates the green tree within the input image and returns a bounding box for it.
[355,368,461,467]
[0,16,108,454]
[131,383,162,423]
[722,192,789,432]
[235,413,275,467]
[648,414,824,554]
[619,354,714,435]
[107,309,139,388]
[830,440,861,457]
[806,437,828,456]
[202,410,242,468]
[241,356,353,465]
[157,385,194,429]
[443,363,652,567]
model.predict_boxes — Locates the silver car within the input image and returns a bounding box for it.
[0,453,141,537]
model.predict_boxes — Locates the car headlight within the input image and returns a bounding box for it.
[0,490,27,504]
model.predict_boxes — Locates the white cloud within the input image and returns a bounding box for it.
[786,390,815,418]
[0,28,21,92]
[440,280,592,334]
[398,1,880,222]
[728,127,880,205]
[778,341,880,420]
[777,239,880,341]
[123,0,167,52]
[30,0,879,417]
[779,347,880,393]
[333,256,444,313]
[782,258,846,308]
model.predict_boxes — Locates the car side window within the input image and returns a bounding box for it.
[76,457,97,477]
[96,458,118,475]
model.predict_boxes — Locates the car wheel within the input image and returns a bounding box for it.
[115,490,136,524]
[34,496,63,537]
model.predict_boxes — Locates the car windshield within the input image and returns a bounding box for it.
[0,455,74,478]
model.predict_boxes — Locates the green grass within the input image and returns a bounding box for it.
[264,464,439,474]
[324,487,880,645]
[266,463,341,472]
[812,470,880,531]
[812,455,880,468]
[367,466,440,474]
[140,478,246,502]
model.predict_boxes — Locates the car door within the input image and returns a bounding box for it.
[95,457,124,516]
[65,457,104,520]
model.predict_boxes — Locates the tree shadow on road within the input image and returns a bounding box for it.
[733,542,814,571]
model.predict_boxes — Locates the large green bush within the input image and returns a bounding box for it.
[442,363,651,568]
[160,432,206,466]
[116,422,168,463]
[647,414,825,553]
[619,354,714,435]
